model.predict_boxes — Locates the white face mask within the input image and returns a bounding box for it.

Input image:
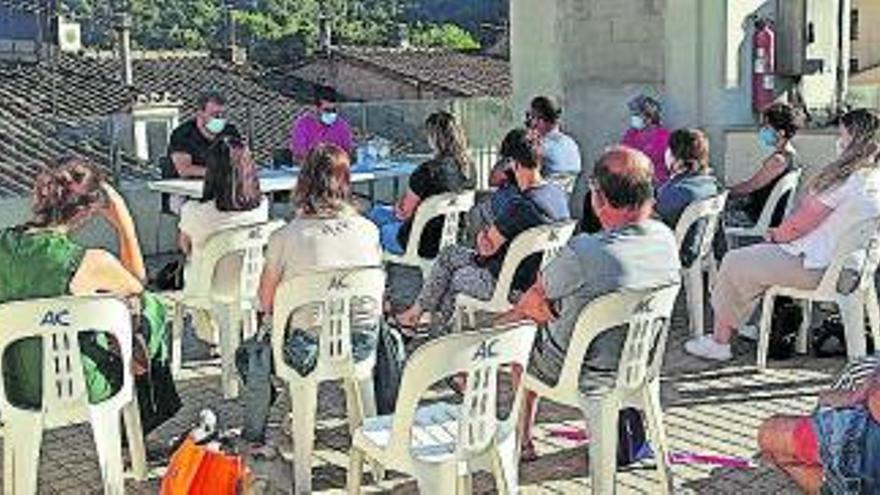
[835,137,849,157]
[320,111,338,126]
[664,148,676,173]
[630,115,646,130]
[205,117,227,135]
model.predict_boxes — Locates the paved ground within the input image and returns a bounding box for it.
[6,264,847,494]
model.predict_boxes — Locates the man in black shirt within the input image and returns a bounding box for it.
[166,91,241,179]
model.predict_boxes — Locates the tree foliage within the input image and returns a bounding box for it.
[59,0,504,62]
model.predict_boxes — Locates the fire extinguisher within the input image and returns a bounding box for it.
[752,19,776,112]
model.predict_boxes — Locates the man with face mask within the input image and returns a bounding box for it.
[289,85,354,163]
[167,91,241,180]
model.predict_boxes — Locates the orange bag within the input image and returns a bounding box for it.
[160,436,250,495]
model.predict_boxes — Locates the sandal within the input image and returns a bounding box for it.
[386,313,428,340]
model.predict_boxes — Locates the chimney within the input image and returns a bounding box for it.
[113,5,133,87]
[396,23,410,49]
[221,2,247,64]
[317,10,332,56]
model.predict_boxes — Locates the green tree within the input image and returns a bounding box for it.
[409,22,479,50]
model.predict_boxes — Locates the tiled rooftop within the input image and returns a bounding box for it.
[4,266,844,494]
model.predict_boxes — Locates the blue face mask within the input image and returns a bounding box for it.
[320,111,338,126]
[758,126,778,150]
[630,115,646,130]
[205,117,227,135]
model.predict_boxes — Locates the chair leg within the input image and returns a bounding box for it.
[840,295,868,360]
[642,381,673,495]
[4,412,44,495]
[684,267,704,338]
[123,396,148,480]
[706,256,719,290]
[171,303,184,375]
[492,427,519,495]
[417,466,458,495]
[795,300,813,355]
[456,472,473,495]
[347,447,365,494]
[585,399,620,495]
[217,303,240,399]
[89,407,126,494]
[355,375,385,483]
[291,381,318,495]
[757,293,775,371]
[866,288,880,351]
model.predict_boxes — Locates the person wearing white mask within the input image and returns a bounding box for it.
[686,109,880,362]
[167,91,241,180]
[621,94,671,186]
[289,85,354,163]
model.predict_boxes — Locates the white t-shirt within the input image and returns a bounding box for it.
[179,198,270,295]
[780,169,880,270]
[264,212,381,281]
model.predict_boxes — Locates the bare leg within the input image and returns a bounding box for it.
[757,415,823,495]
[511,364,538,460]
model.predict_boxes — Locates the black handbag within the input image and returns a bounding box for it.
[373,322,406,415]
[768,297,802,360]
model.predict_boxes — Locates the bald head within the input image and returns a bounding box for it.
[593,145,654,210]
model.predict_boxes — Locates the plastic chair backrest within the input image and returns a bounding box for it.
[754,168,801,231]
[385,324,536,460]
[492,222,577,297]
[556,285,680,396]
[814,217,880,295]
[0,296,133,429]
[184,220,284,304]
[402,190,476,260]
[674,191,729,264]
[271,267,385,383]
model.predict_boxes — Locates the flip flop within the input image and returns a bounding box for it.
[386,313,428,340]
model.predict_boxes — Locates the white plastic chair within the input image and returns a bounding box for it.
[0,296,148,494]
[673,191,729,337]
[384,190,476,278]
[725,168,801,247]
[756,217,880,370]
[347,323,537,495]
[272,267,385,495]
[520,285,681,495]
[455,221,577,331]
[169,220,283,399]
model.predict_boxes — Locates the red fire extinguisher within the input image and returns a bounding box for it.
[752,19,776,112]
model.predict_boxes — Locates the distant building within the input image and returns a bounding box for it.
[850,0,880,74]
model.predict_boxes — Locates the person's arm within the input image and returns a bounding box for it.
[257,266,282,316]
[170,152,206,178]
[729,154,787,196]
[869,382,880,422]
[767,194,833,243]
[507,277,555,324]
[100,183,146,283]
[178,233,192,257]
[69,249,143,296]
[476,225,507,258]
[290,116,310,163]
[394,190,422,220]
[341,120,355,154]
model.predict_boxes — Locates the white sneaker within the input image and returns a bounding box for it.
[739,324,759,341]
[684,336,733,362]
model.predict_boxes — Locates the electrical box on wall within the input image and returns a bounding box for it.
[775,0,808,76]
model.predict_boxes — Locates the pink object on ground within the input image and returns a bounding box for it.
[667,451,755,469]
[548,426,589,443]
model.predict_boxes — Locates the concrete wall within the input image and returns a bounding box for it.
[852,0,880,71]
[512,0,666,175]
[723,128,837,186]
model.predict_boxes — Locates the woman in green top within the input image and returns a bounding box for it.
[0,156,177,432]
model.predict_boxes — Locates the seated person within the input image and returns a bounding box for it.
[758,354,880,494]
[367,111,471,256]
[289,85,354,162]
[249,144,382,444]
[525,95,582,177]
[686,109,880,361]
[726,102,799,229]
[0,156,178,431]
[178,137,269,297]
[655,128,720,266]
[394,130,570,331]
[621,94,671,186]
[504,146,681,459]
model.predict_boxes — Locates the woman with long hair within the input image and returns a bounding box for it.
[0,156,179,431]
[178,137,268,296]
[367,111,472,257]
[686,109,880,362]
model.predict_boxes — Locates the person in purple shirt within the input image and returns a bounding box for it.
[621,94,671,186]
[289,85,354,162]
